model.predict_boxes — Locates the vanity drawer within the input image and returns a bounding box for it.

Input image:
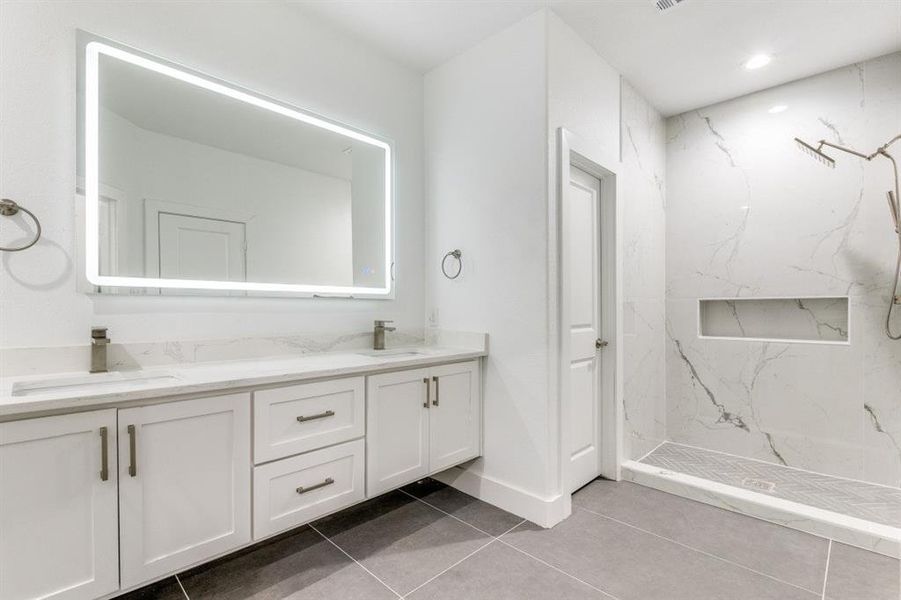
[253,438,364,539]
[254,377,364,463]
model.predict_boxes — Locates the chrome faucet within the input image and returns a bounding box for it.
[373,320,396,350]
[90,327,110,373]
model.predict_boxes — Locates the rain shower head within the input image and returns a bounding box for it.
[795,138,836,168]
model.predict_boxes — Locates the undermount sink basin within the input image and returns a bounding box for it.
[355,348,427,358]
[11,371,179,397]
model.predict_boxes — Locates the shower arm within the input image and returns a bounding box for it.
[815,137,901,228]
[815,134,901,161]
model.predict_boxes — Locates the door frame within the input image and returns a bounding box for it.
[555,127,623,505]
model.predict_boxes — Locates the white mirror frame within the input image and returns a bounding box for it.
[83,39,394,298]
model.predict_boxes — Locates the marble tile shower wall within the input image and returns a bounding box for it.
[665,52,901,486]
[621,80,667,460]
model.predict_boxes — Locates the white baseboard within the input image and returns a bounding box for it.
[623,460,901,559]
[432,466,569,528]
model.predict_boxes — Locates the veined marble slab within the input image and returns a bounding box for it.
[0,333,487,419]
[665,51,901,487]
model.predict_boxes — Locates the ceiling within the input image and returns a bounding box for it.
[288,0,901,116]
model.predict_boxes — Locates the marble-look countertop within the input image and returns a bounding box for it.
[0,346,486,419]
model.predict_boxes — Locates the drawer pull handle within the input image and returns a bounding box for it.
[423,378,430,408]
[296,477,335,495]
[296,410,335,423]
[432,376,440,406]
[127,424,137,477]
[99,426,109,482]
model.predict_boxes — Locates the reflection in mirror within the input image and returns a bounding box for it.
[81,40,391,296]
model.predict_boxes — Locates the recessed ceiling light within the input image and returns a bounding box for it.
[744,54,771,70]
[768,105,788,114]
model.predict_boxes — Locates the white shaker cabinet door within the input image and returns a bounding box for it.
[0,409,119,600]
[428,360,481,473]
[118,394,251,588]
[366,368,431,497]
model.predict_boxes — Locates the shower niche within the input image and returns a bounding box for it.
[698,297,850,343]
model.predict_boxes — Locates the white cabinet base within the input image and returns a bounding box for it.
[1,356,483,600]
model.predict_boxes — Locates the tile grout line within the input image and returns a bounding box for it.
[821,539,833,600]
[400,519,529,598]
[174,574,189,600]
[575,505,823,597]
[401,538,499,598]
[397,490,623,600]
[397,488,498,539]
[309,523,405,599]
[494,537,623,600]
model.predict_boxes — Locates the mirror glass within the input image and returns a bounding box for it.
[82,41,392,296]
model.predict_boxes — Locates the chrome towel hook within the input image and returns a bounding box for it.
[0,199,41,252]
[441,249,463,279]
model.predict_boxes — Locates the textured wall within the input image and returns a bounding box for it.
[665,52,901,486]
[621,80,667,461]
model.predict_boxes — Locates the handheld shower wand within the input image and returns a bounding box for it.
[795,133,901,340]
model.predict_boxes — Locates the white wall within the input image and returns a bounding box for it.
[545,11,622,501]
[426,10,667,521]
[666,52,901,486]
[425,11,551,504]
[547,11,667,471]
[0,1,423,348]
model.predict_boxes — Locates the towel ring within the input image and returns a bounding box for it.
[0,199,41,252]
[441,249,463,279]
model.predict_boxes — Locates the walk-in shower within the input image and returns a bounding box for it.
[795,133,901,340]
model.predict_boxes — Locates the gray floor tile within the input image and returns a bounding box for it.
[401,478,524,536]
[313,490,492,595]
[177,525,397,600]
[502,508,819,600]
[573,479,829,592]
[825,542,900,600]
[406,540,611,599]
[114,577,185,600]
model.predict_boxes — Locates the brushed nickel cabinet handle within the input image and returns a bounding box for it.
[296,477,334,495]
[423,378,430,408]
[432,376,440,406]
[99,426,109,482]
[127,424,137,477]
[296,410,335,423]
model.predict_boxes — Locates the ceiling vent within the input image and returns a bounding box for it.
[654,0,687,12]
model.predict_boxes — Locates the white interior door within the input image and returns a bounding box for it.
[0,410,119,600]
[158,212,246,282]
[566,166,603,492]
[118,394,251,588]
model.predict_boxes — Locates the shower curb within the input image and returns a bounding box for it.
[622,459,901,559]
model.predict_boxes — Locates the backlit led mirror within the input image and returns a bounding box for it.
[78,37,392,297]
